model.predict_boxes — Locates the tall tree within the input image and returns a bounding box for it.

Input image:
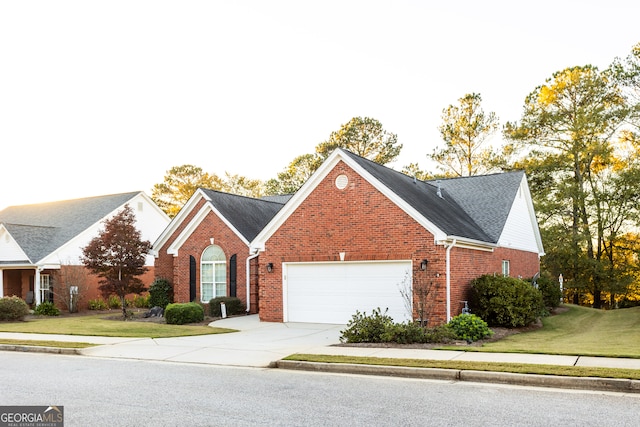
[152,165,264,217]
[316,117,402,164]
[400,163,433,181]
[81,205,152,318]
[504,64,633,308]
[218,172,264,198]
[612,42,640,127]
[264,154,318,195]
[431,93,500,177]
[266,117,401,195]
[152,165,219,218]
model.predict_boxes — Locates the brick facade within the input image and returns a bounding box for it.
[152,157,541,325]
[154,199,257,312]
[258,161,540,325]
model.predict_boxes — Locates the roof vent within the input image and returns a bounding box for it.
[436,180,443,199]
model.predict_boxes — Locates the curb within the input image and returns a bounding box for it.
[275,360,640,394]
[0,344,82,356]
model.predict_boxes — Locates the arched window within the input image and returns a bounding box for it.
[201,245,226,302]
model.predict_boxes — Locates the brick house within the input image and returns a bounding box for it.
[152,190,287,312]
[154,149,544,325]
[0,192,170,309]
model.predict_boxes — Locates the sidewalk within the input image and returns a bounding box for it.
[2,315,640,393]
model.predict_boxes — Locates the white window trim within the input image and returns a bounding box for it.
[200,245,227,303]
[40,274,51,303]
[502,260,510,277]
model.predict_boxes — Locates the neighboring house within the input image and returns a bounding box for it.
[154,148,544,325]
[0,192,170,308]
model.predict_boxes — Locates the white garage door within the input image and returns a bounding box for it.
[284,261,412,324]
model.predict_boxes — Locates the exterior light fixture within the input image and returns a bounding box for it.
[267,263,274,273]
[420,259,428,271]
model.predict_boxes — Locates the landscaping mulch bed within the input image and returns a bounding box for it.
[335,307,568,349]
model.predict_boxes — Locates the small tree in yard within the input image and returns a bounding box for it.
[81,204,152,319]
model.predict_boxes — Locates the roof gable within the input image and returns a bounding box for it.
[343,151,494,243]
[154,188,286,256]
[252,148,541,252]
[200,189,286,242]
[428,171,526,243]
[0,224,31,264]
[0,192,142,263]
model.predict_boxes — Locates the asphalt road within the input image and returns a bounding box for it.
[2,353,639,427]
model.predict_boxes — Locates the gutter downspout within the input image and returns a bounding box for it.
[246,251,260,314]
[445,239,457,322]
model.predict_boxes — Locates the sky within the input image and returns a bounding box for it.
[1,1,639,211]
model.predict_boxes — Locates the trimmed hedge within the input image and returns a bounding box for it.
[209,297,245,317]
[470,274,545,327]
[0,296,30,321]
[164,302,204,325]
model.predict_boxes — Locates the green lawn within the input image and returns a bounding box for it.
[285,305,640,379]
[0,314,236,338]
[471,304,640,358]
[0,339,96,348]
[284,354,640,380]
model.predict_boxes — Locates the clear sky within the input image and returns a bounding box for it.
[1,0,638,211]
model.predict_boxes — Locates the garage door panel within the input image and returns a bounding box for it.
[285,261,411,324]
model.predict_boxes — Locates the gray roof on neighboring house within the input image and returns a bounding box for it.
[200,189,286,242]
[341,149,523,244]
[0,192,141,263]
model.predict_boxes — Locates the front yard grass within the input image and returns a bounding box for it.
[0,314,236,338]
[286,305,640,379]
[284,354,640,380]
[0,338,96,348]
[464,304,640,358]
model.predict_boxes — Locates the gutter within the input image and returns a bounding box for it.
[445,239,457,321]
[245,250,260,313]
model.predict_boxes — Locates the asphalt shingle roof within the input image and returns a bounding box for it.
[340,149,523,243]
[0,192,141,263]
[200,189,286,241]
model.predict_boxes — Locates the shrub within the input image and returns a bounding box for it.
[148,278,173,309]
[379,321,426,344]
[108,295,122,309]
[131,294,150,308]
[533,274,562,308]
[447,313,493,342]
[340,308,459,344]
[0,296,30,321]
[165,302,204,325]
[340,308,394,343]
[88,298,108,310]
[470,274,545,327]
[209,297,245,317]
[423,324,458,343]
[34,301,61,316]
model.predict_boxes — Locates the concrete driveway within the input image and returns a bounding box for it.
[80,315,345,367]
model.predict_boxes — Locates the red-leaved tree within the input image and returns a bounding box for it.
[81,204,152,318]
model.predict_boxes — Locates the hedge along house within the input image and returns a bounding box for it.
[0,192,170,309]
[152,189,288,312]
[250,149,545,325]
